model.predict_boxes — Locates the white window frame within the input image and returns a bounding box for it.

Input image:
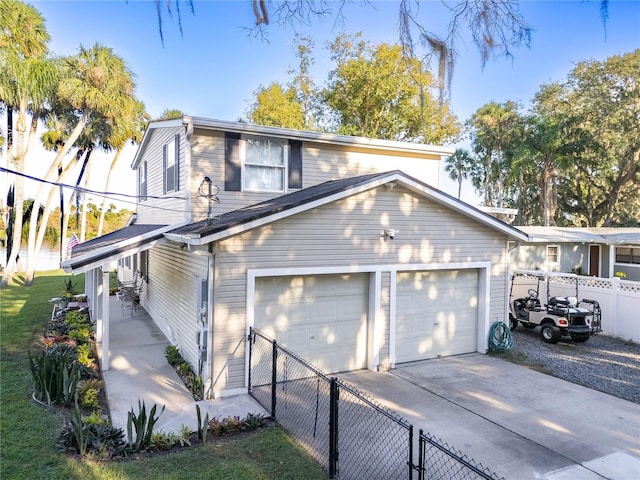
[164,137,178,193]
[138,161,147,202]
[546,245,560,265]
[241,135,287,193]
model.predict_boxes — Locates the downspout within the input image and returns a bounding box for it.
[506,240,521,323]
[184,118,193,222]
[191,244,214,399]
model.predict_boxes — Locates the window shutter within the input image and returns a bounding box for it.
[174,134,180,191]
[288,140,302,189]
[225,132,242,191]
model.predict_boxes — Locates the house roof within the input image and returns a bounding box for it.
[132,116,456,169]
[62,171,527,274]
[165,170,528,245]
[60,223,176,273]
[516,226,640,245]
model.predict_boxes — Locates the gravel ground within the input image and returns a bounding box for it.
[493,327,640,404]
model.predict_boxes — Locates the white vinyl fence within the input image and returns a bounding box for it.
[510,273,640,343]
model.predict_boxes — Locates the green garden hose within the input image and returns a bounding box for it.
[489,321,514,352]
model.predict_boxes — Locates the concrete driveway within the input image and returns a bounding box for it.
[338,354,640,480]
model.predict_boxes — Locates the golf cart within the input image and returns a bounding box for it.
[509,270,602,344]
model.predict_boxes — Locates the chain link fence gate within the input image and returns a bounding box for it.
[248,327,505,480]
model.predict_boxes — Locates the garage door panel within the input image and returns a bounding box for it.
[255,274,368,374]
[396,269,478,363]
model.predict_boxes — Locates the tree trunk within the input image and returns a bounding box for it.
[4,108,14,265]
[97,147,123,236]
[61,209,71,261]
[24,110,90,285]
[30,154,84,282]
[1,101,27,285]
[602,151,639,226]
[79,149,94,242]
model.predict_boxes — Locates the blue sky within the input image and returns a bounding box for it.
[14,0,640,205]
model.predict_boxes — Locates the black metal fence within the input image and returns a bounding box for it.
[418,430,504,480]
[248,328,504,480]
[248,328,413,479]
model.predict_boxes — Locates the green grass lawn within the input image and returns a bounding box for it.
[0,270,327,480]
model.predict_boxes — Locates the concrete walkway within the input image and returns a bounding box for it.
[96,296,267,434]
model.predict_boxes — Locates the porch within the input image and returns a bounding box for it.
[96,294,267,433]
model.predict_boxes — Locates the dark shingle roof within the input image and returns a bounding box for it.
[70,224,167,257]
[169,171,396,238]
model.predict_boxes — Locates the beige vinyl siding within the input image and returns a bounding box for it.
[301,142,441,189]
[188,129,443,222]
[212,185,507,393]
[140,243,208,371]
[136,127,188,225]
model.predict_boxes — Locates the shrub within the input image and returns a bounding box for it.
[178,361,191,377]
[243,412,267,431]
[84,410,109,426]
[77,379,104,409]
[196,404,209,443]
[76,343,95,368]
[57,404,128,458]
[65,310,90,328]
[68,325,91,345]
[165,345,183,366]
[127,400,165,452]
[29,346,80,406]
[150,431,176,451]
[177,424,192,447]
[188,372,204,401]
[208,416,243,436]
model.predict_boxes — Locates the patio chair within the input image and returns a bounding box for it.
[117,271,143,316]
[118,269,140,290]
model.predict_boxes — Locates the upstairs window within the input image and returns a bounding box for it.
[138,161,147,201]
[163,135,180,193]
[225,133,302,192]
[244,136,286,192]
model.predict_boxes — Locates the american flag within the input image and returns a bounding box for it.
[66,233,80,256]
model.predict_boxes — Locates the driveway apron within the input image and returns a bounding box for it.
[338,354,640,480]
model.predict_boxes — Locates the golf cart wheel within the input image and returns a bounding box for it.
[509,314,518,331]
[540,323,561,344]
[570,333,590,343]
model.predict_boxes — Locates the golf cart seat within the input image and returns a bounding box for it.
[549,296,577,307]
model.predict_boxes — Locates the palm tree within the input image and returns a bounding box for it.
[24,42,137,284]
[444,148,474,200]
[97,100,149,237]
[159,108,184,119]
[0,0,57,285]
[468,101,521,207]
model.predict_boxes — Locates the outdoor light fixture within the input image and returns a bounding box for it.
[383,228,399,241]
[197,176,220,223]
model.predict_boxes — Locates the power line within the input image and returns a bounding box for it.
[1,166,187,201]
[1,166,189,213]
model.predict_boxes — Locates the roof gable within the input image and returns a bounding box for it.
[165,170,528,245]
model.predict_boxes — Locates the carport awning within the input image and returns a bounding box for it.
[61,223,176,273]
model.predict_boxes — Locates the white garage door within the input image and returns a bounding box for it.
[254,273,369,373]
[396,269,478,363]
